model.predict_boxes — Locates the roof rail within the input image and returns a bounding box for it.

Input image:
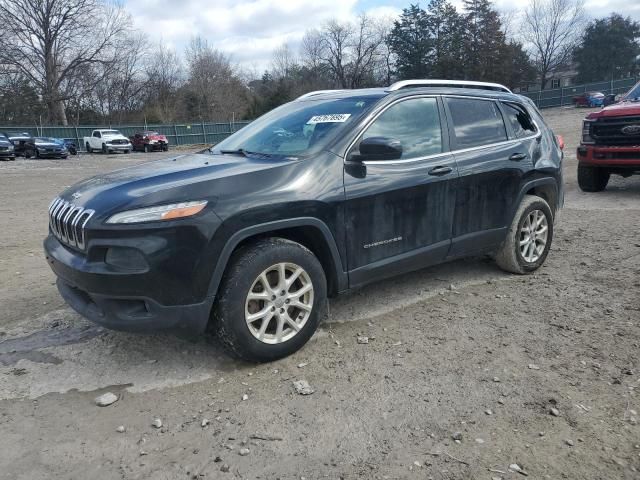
[387,79,512,94]
[296,89,347,100]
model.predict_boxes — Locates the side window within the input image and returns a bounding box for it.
[501,102,537,139]
[446,98,507,149]
[93,131,100,138]
[360,97,442,159]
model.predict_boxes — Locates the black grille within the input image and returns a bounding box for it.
[48,197,94,250]
[109,139,128,145]
[592,116,640,146]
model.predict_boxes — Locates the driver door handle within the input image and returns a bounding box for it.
[509,152,528,161]
[428,166,453,176]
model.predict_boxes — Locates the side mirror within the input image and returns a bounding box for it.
[352,136,402,161]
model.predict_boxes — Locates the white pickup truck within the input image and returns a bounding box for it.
[83,129,132,154]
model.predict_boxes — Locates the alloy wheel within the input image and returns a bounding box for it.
[244,262,314,344]
[519,209,548,263]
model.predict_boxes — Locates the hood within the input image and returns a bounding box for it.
[102,132,128,140]
[0,138,12,147]
[58,152,298,216]
[146,133,167,141]
[36,140,64,147]
[587,101,640,119]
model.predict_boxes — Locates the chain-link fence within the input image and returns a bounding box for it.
[0,121,251,151]
[521,76,639,109]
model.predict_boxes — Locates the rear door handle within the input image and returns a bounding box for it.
[428,166,453,176]
[509,153,528,161]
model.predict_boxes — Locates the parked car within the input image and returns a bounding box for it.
[573,91,605,108]
[33,137,69,159]
[5,132,36,158]
[577,80,640,191]
[44,80,564,362]
[130,131,169,152]
[83,129,132,154]
[0,133,16,160]
[603,93,618,107]
[61,138,78,155]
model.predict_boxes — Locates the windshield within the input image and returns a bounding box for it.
[35,137,58,143]
[624,82,640,101]
[102,130,121,136]
[213,95,383,157]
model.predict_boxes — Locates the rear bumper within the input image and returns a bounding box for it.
[577,145,640,168]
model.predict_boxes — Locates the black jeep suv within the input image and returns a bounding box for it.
[44,80,563,362]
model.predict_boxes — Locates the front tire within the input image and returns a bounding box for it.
[102,143,108,154]
[578,165,609,192]
[211,238,327,363]
[495,195,553,274]
[86,142,92,153]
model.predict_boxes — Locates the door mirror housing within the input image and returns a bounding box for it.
[352,136,402,161]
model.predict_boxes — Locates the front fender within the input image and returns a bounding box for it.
[205,217,347,299]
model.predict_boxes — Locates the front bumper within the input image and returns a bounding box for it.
[106,143,132,151]
[577,145,640,167]
[44,234,213,335]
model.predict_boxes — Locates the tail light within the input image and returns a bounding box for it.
[556,135,565,150]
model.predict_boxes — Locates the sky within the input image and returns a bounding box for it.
[125,0,640,73]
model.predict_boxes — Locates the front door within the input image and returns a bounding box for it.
[343,96,458,287]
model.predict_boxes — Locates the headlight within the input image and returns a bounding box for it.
[7,145,13,151]
[106,200,208,224]
[582,120,595,144]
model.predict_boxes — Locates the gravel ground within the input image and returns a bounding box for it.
[0,108,639,480]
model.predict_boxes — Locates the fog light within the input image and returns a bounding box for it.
[105,247,148,271]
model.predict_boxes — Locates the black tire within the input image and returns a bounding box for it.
[495,195,554,274]
[162,145,168,152]
[102,143,108,154]
[211,238,327,363]
[86,142,92,154]
[144,144,150,153]
[577,165,609,192]
[123,149,129,154]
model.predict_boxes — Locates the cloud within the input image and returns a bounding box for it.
[127,0,638,73]
[127,0,360,71]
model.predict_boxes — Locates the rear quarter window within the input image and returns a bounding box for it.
[501,102,537,139]
[446,98,507,149]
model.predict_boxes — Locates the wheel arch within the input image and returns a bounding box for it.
[207,218,347,300]
[513,178,559,221]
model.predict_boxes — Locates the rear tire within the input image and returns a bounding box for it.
[211,238,327,363]
[495,195,553,274]
[578,165,609,192]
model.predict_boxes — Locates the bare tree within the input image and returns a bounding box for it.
[144,42,183,123]
[521,0,586,90]
[0,0,131,125]
[271,43,296,80]
[184,36,248,122]
[301,15,387,89]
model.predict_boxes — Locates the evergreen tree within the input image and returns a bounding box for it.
[462,0,505,81]
[387,4,432,79]
[574,14,640,83]
[426,0,465,79]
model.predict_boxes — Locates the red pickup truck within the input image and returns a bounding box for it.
[577,81,640,191]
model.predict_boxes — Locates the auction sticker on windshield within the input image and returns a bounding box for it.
[307,114,351,124]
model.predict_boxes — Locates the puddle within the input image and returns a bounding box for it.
[0,325,104,366]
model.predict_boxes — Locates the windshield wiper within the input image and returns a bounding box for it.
[219,148,250,156]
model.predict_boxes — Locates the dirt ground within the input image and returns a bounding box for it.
[0,108,639,480]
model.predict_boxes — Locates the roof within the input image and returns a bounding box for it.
[295,80,522,103]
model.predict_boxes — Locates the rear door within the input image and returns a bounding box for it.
[343,95,458,287]
[444,96,535,256]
